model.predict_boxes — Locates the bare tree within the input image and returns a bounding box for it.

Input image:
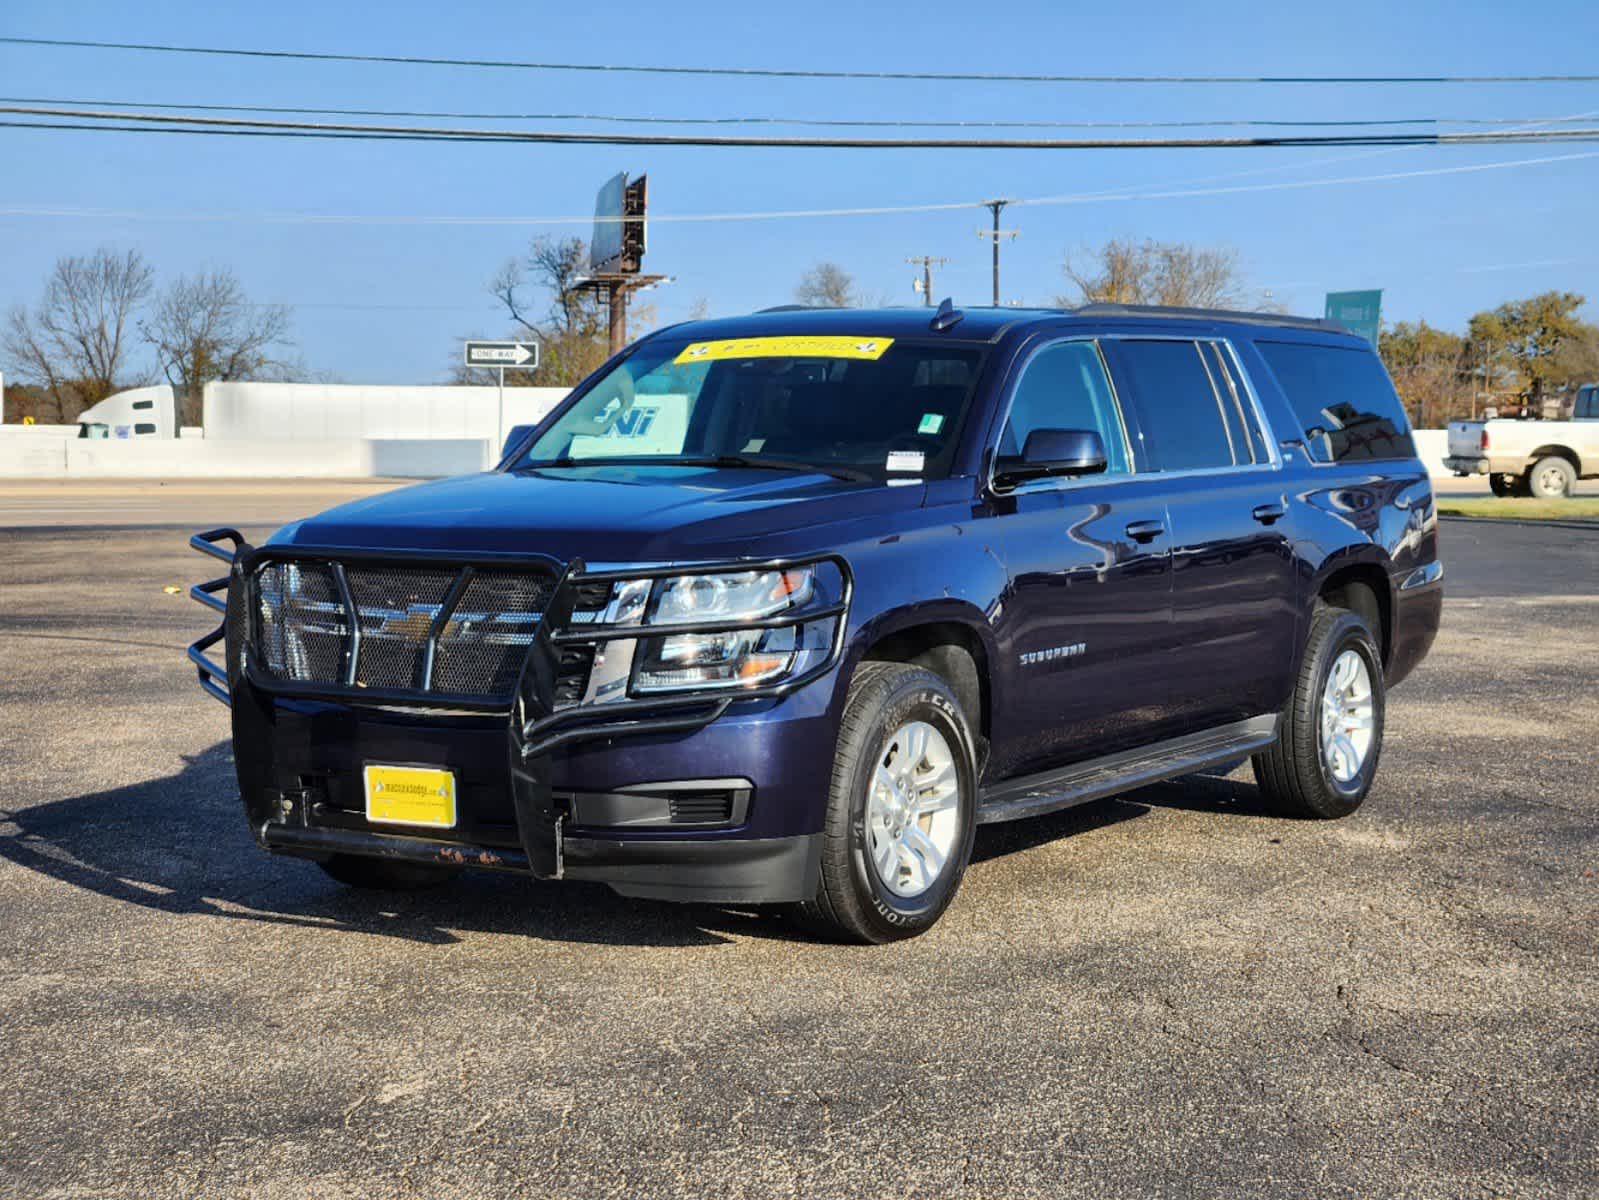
[795,262,857,308]
[1058,238,1266,310]
[2,248,154,421]
[142,270,295,427]
[485,236,612,387]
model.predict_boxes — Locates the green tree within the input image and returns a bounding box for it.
[1466,291,1586,407]
[1380,320,1469,428]
[1545,321,1599,400]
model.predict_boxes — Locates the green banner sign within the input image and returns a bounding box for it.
[1324,289,1383,346]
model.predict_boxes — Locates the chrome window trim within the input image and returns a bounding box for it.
[1193,342,1244,466]
[985,332,1284,498]
[1214,337,1284,469]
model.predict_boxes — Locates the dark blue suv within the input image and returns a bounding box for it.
[188,302,1441,942]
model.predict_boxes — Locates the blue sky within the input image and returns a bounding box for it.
[2,0,1596,383]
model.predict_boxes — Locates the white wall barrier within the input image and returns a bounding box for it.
[1412,429,1449,478]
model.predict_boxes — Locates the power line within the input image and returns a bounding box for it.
[5,105,1599,149]
[5,148,1592,229]
[5,36,1599,85]
[4,94,1595,131]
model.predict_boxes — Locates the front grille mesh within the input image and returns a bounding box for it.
[257,563,347,684]
[348,567,458,692]
[252,560,554,702]
[433,573,552,697]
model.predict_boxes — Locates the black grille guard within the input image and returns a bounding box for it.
[186,528,850,879]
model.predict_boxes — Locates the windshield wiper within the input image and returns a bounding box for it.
[523,454,873,483]
[688,455,874,483]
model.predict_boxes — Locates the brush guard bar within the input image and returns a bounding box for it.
[186,529,849,880]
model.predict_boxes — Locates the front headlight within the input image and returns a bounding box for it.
[651,568,813,625]
[633,625,798,693]
[564,562,844,699]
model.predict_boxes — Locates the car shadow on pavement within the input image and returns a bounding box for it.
[1,746,1280,950]
[0,741,797,949]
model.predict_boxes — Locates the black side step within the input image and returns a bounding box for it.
[976,714,1278,825]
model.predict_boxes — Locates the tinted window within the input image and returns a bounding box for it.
[1577,386,1597,420]
[998,341,1129,476]
[133,422,157,435]
[1256,340,1416,463]
[1115,340,1236,471]
[132,399,154,411]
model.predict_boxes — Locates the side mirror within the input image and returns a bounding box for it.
[500,424,536,461]
[994,428,1108,489]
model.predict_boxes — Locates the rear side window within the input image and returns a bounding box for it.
[997,340,1130,476]
[133,423,157,435]
[1111,340,1238,472]
[132,399,154,411]
[1256,340,1416,463]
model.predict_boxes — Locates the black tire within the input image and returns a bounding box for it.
[318,854,461,890]
[1527,456,1576,499]
[1252,606,1385,820]
[1489,473,1514,497]
[1510,471,1534,497]
[794,662,978,943]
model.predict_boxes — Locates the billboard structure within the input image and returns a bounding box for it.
[582,172,665,351]
[590,172,649,275]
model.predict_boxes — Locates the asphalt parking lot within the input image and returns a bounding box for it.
[1,481,1595,1199]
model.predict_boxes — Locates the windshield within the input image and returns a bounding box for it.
[512,334,985,482]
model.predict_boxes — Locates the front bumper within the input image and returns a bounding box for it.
[258,819,821,903]
[187,529,844,905]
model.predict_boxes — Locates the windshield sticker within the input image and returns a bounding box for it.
[673,335,895,364]
[886,450,925,473]
[917,412,945,435]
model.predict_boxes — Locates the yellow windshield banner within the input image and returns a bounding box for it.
[673,335,895,364]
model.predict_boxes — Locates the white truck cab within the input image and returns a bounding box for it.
[76,385,178,440]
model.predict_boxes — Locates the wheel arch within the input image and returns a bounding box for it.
[1528,444,1583,476]
[842,604,996,754]
[1311,553,1394,667]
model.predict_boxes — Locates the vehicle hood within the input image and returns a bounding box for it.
[268,465,931,564]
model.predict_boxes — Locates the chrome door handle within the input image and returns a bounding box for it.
[1252,504,1287,526]
[1124,520,1164,544]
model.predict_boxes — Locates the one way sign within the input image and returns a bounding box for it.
[464,340,540,369]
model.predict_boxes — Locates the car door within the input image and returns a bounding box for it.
[1102,336,1298,732]
[978,337,1176,779]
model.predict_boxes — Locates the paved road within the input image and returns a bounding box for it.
[1,490,1595,1198]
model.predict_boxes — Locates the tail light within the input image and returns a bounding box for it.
[1480,429,1490,450]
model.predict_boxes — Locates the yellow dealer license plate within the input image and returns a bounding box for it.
[363,764,457,829]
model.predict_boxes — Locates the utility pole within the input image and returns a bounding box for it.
[906,256,948,307]
[977,198,1018,307]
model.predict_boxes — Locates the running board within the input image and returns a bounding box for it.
[975,714,1279,825]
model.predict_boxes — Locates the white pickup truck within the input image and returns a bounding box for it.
[1445,383,1599,497]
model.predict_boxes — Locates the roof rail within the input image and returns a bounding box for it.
[1070,302,1347,333]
